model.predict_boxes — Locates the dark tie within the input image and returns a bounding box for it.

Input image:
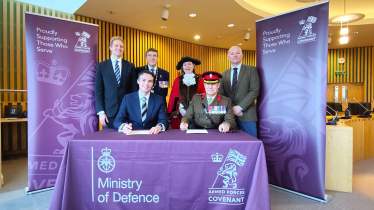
[115,61,120,87]
[232,67,238,94]
[151,68,155,76]
[141,97,147,125]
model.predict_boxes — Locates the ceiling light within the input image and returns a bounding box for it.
[107,11,115,15]
[227,24,234,27]
[329,0,364,24]
[162,5,170,21]
[237,43,242,46]
[244,29,251,41]
[340,36,348,44]
[189,14,196,17]
[340,27,348,35]
[353,32,358,34]
[194,35,200,39]
[160,26,167,29]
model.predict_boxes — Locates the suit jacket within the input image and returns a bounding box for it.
[113,92,169,130]
[181,94,236,129]
[95,58,138,117]
[218,64,260,122]
[135,66,169,104]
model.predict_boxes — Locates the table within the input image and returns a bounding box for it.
[0,118,28,188]
[49,129,270,210]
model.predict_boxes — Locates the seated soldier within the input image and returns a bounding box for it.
[180,71,235,133]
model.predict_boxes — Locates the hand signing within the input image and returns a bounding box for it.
[180,122,188,131]
[121,123,132,134]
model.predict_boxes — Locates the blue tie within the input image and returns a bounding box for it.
[115,60,120,87]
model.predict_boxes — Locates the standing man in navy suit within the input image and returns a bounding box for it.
[135,48,169,105]
[114,70,169,134]
[95,36,138,129]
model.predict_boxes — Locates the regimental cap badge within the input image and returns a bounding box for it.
[35,59,70,86]
[211,152,224,162]
[97,147,116,173]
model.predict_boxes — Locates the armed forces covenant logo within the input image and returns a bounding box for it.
[74,31,90,53]
[297,16,317,44]
[209,149,247,205]
[98,147,116,173]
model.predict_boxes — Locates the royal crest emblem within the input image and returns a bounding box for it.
[297,16,317,44]
[97,147,116,173]
[35,59,70,85]
[74,31,91,53]
[211,153,223,162]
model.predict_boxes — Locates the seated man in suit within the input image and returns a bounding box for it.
[114,70,169,134]
[180,71,235,133]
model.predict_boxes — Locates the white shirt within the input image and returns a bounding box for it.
[111,56,122,77]
[230,63,242,85]
[148,65,157,75]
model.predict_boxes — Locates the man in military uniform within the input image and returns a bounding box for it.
[180,71,235,133]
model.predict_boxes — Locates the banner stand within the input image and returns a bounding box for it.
[270,184,332,204]
[25,187,54,196]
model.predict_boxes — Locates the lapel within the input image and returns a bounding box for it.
[236,65,245,89]
[107,59,117,83]
[209,95,219,106]
[132,93,142,124]
[226,69,233,92]
[120,59,127,85]
[143,93,155,126]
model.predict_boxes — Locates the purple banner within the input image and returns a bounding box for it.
[26,13,98,192]
[256,2,329,200]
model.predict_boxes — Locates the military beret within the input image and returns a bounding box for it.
[176,57,201,70]
[202,71,222,83]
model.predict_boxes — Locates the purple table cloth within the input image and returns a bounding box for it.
[49,129,270,210]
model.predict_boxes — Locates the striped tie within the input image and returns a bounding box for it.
[141,97,147,125]
[115,60,120,87]
[232,67,238,94]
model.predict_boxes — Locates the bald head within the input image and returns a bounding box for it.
[227,46,243,67]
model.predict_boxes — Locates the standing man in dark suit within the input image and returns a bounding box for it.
[218,46,260,137]
[114,70,168,134]
[95,36,138,129]
[135,48,169,105]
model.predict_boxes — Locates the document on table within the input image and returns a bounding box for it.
[186,129,209,134]
[126,130,150,135]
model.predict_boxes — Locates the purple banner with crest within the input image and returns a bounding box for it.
[25,13,98,192]
[256,2,328,200]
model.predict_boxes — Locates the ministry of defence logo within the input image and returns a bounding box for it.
[297,16,317,44]
[74,31,90,53]
[98,147,115,173]
[209,149,247,205]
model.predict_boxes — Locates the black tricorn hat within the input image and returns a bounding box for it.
[176,57,201,70]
